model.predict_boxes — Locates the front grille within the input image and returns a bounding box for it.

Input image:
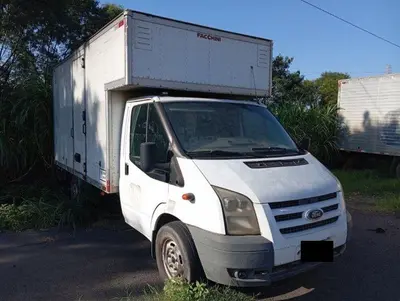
[274,203,339,222]
[275,212,303,222]
[279,216,339,234]
[269,192,337,209]
[322,204,339,212]
[269,192,340,235]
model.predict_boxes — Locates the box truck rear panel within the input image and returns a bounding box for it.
[53,10,273,193]
[53,57,74,173]
[338,74,400,156]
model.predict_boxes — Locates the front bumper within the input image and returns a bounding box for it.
[188,219,351,287]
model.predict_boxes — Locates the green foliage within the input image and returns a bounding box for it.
[315,72,350,106]
[0,200,62,231]
[333,170,400,195]
[0,184,63,231]
[271,102,342,163]
[268,59,350,108]
[0,0,123,183]
[141,278,256,301]
[267,58,346,163]
[333,169,400,212]
[0,71,52,181]
[269,55,318,106]
[0,181,100,231]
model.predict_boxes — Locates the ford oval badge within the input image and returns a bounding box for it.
[305,208,324,221]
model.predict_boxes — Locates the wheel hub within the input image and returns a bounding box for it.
[162,239,184,278]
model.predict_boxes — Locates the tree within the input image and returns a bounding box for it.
[0,0,123,183]
[268,55,319,106]
[315,72,350,106]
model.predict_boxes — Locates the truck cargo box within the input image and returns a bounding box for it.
[338,74,400,156]
[52,10,273,193]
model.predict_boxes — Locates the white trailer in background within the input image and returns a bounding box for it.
[53,9,350,287]
[338,74,400,177]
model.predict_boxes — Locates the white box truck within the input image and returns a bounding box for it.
[338,74,400,177]
[53,10,351,287]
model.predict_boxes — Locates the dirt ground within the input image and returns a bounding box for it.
[1,209,399,301]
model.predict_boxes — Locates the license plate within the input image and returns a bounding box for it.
[300,240,334,262]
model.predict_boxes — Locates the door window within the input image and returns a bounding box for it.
[129,104,147,165]
[129,103,169,168]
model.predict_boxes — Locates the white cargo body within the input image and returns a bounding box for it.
[53,10,273,193]
[338,74,400,157]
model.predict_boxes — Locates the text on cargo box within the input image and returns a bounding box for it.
[197,32,221,42]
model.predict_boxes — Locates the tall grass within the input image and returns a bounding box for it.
[271,102,341,164]
[333,169,400,212]
[0,74,52,183]
[138,278,255,301]
[0,180,100,231]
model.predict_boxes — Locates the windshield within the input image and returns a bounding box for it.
[162,101,300,158]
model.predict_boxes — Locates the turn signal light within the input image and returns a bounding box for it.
[182,193,195,202]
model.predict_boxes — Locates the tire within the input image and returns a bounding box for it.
[396,162,400,179]
[53,166,71,196]
[69,175,82,202]
[155,221,204,283]
[389,157,400,179]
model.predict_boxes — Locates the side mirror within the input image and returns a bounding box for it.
[300,137,311,151]
[140,142,156,172]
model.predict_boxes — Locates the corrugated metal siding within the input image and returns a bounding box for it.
[338,74,400,156]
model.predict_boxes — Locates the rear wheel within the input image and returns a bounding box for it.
[155,221,204,283]
[395,162,400,179]
[53,166,71,196]
[390,157,400,179]
[69,175,83,202]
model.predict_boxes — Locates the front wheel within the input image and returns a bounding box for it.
[155,221,204,283]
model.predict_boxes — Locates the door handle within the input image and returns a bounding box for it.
[125,163,129,175]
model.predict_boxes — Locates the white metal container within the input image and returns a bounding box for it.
[338,74,400,157]
[52,10,273,193]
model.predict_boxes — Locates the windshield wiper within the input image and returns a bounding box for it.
[187,150,264,158]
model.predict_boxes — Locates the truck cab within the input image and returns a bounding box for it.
[119,96,352,286]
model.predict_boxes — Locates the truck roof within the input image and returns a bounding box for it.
[123,9,272,43]
[128,96,265,107]
[55,9,272,70]
[339,73,400,83]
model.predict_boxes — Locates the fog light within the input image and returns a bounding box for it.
[234,270,248,279]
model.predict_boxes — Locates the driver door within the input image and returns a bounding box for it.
[119,101,170,240]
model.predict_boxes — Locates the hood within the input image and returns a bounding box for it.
[192,153,339,204]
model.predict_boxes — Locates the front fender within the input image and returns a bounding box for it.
[150,202,168,233]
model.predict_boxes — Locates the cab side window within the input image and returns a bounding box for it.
[129,103,169,168]
[130,104,147,166]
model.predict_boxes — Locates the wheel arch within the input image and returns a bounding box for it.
[151,209,180,258]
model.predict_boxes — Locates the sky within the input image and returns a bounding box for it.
[102,0,400,79]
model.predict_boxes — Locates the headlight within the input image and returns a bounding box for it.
[212,186,260,235]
